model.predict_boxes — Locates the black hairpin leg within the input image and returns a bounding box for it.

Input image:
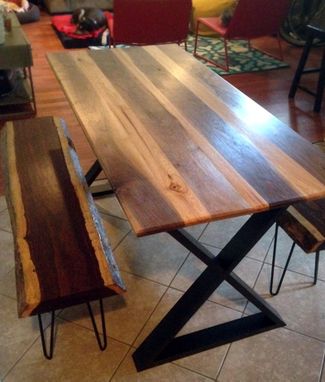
[86,298,107,351]
[38,311,55,360]
[270,223,295,296]
[314,251,320,284]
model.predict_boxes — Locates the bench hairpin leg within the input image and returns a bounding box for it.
[270,223,295,296]
[86,298,107,351]
[38,311,55,360]
[314,250,320,285]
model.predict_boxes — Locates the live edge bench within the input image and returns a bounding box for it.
[1,117,126,359]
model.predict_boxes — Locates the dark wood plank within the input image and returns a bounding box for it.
[47,46,325,236]
[1,117,125,317]
[278,199,325,252]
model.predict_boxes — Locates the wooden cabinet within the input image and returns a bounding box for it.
[0,13,36,119]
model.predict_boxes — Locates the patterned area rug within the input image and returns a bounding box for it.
[186,35,289,75]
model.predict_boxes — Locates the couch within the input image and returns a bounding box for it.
[43,0,113,13]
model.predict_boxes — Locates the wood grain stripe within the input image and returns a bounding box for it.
[49,52,213,225]
[103,48,298,206]
[54,118,123,293]
[2,122,41,317]
[110,48,268,210]
[142,46,325,199]
[47,46,325,236]
[2,117,125,317]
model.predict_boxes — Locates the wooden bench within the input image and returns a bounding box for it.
[270,198,325,295]
[1,116,126,359]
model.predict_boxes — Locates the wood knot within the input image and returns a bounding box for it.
[168,174,186,193]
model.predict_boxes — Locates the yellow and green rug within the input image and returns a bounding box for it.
[186,35,289,75]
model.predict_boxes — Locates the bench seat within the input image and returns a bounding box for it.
[1,116,125,357]
[270,198,325,295]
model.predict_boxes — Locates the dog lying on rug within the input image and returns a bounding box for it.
[0,0,29,12]
[71,7,107,33]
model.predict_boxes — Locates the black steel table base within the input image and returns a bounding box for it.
[133,208,286,371]
[85,160,115,197]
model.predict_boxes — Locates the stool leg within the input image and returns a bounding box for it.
[313,47,325,112]
[270,223,295,296]
[289,32,314,99]
[87,298,107,351]
[38,311,55,360]
[314,250,320,284]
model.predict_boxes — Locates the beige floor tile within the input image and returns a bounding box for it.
[96,195,128,221]
[199,217,273,262]
[246,225,274,262]
[0,196,7,212]
[112,347,214,382]
[172,248,263,312]
[0,230,14,280]
[199,216,249,249]
[184,223,208,240]
[0,295,46,379]
[4,319,129,382]
[0,209,12,233]
[59,272,167,345]
[100,213,131,250]
[0,267,16,300]
[134,288,240,379]
[113,231,190,285]
[247,264,325,341]
[218,328,324,382]
[264,227,325,281]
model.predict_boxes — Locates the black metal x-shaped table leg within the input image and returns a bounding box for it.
[85,160,115,197]
[133,208,286,371]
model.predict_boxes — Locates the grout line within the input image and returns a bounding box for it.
[170,362,215,381]
[318,349,325,382]
[283,325,325,344]
[111,229,131,252]
[2,334,40,381]
[109,345,134,381]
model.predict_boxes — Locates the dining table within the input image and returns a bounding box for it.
[47,44,325,371]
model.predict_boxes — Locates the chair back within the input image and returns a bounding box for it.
[112,0,192,45]
[226,0,290,39]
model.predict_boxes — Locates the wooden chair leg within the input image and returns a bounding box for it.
[270,223,295,296]
[224,38,229,72]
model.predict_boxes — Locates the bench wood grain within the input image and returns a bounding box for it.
[1,116,125,318]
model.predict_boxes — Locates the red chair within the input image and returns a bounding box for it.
[193,0,290,71]
[107,0,192,48]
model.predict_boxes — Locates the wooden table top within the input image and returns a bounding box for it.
[47,45,325,236]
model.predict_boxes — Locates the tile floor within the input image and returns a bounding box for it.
[1,193,325,382]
